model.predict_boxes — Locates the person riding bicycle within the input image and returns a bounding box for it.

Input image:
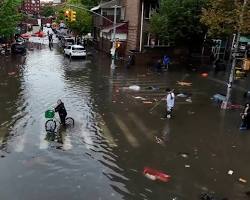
[55,99,67,126]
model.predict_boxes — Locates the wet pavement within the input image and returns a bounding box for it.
[1,44,250,200]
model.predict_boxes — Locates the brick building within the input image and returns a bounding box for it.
[92,0,163,56]
[21,0,41,14]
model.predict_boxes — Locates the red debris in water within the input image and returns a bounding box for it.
[143,167,171,182]
[201,73,208,77]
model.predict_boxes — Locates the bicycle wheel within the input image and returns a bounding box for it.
[65,117,74,127]
[45,119,57,132]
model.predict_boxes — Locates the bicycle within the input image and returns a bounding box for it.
[45,109,74,132]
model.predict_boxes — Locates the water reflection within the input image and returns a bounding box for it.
[0,54,26,150]
[1,47,250,199]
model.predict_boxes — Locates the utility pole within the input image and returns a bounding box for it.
[221,0,247,109]
[110,5,118,69]
[66,4,118,69]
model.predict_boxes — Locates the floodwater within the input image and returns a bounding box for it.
[0,45,250,200]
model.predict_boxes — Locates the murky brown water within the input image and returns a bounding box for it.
[0,45,250,200]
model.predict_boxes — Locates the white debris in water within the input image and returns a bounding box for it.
[144,173,156,181]
[133,96,146,100]
[180,153,188,158]
[176,93,187,98]
[186,98,192,103]
[228,170,234,175]
[128,85,140,91]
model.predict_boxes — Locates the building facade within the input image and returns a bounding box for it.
[21,0,41,14]
[92,0,162,56]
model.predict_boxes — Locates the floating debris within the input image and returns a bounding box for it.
[133,96,146,101]
[8,72,16,76]
[143,167,171,182]
[176,93,188,98]
[187,111,195,115]
[201,73,208,77]
[239,178,247,183]
[180,153,189,158]
[186,98,192,103]
[177,81,192,86]
[128,85,140,91]
[227,170,234,175]
[143,101,153,104]
[155,136,164,145]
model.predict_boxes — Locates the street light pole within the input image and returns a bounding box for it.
[221,0,247,109]
[110,5,118,69]
[66,3,118,69]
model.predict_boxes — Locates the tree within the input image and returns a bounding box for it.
[55,0,94,36]
[80,0,100,8]
[150,0,207,46]
[201,0,250,37]
[66,8,92,35]
[41,5,55,17]
[54,0,99,35]
[0,0,22,39]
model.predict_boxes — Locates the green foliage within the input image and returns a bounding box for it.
[54,0,98,35]
[41,5,55,17]
[66,8,92,35]
[201,0,250,37]
[0,0,22,39]
[80,0,99,8]
[150,0,206,45]
[54,8,65,23]
[55,0,95,36]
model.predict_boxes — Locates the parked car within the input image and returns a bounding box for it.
[63,45,86,58]
[60,36,75,48]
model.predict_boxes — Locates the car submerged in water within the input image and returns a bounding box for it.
[63,45,86,58]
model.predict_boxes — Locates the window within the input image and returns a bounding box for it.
[120,7,125,20]
[66,39,74,43]
[72,47,85,51]
[144,3,157,19]
[144,32,170,47]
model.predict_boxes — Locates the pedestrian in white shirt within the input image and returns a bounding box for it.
[165,88,175,119]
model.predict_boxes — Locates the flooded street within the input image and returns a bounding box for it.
[1,46,250,200]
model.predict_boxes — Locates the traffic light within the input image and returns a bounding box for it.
[65,10,70,21]
[115,41,121,49]
[70,10,76,22]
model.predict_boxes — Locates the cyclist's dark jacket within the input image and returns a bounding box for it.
[55,102,67,117]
